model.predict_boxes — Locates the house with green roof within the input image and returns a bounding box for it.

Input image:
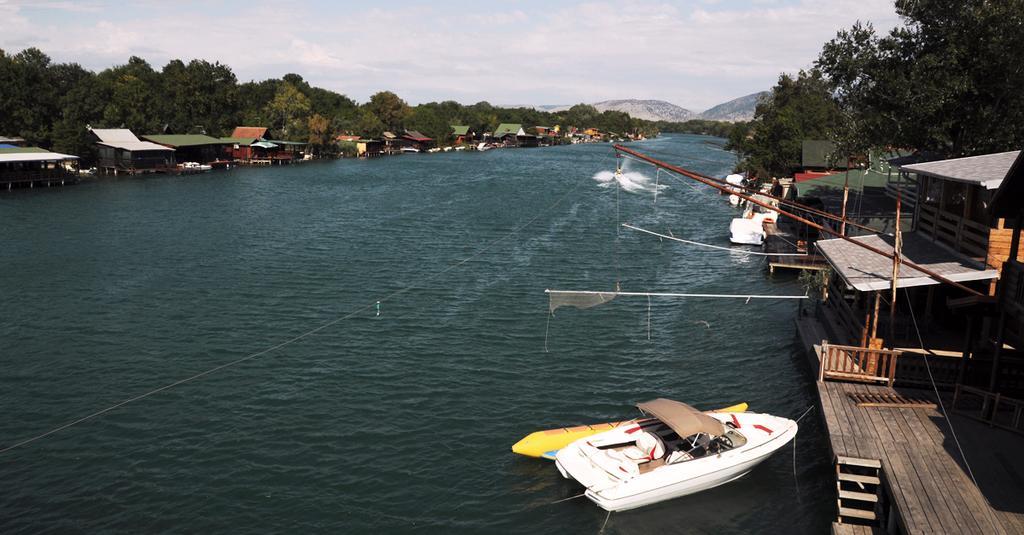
[142,134,227,164]
[492,123,539,148]
[451,125,474,145]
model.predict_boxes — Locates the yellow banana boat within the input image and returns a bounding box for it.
[512,402,748,460]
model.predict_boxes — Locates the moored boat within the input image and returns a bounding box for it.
[512,402,748,460]
[554,398,797,511]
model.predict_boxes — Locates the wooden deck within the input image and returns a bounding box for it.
[797,314,1024,534]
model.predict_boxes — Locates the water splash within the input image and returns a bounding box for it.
[592,169,669,194]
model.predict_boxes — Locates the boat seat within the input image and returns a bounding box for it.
[622,431,665,461]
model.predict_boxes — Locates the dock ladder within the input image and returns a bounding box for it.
[835,456,886,528]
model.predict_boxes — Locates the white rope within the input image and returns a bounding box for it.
[622,223,808,257]
[546,290,808,300]
[903,290,981,487]
[1,167,593,456]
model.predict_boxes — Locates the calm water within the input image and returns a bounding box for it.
[1,135,834,533]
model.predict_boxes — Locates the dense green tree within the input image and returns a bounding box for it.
[98,56,163,133]
[366,91,409,132]
[726,70,841,178]
[354,109,385,139]
[263,82,311,138]
[817,0,1024,156]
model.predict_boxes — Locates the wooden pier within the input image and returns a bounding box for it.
[797,313,1024,534]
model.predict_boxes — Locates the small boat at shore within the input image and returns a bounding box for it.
[477,143,492,152]
[512,402,747,460]
[401,147,420,154]
[555,398,797,511]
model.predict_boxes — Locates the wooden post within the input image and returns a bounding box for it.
[957,315,975,386]
[840,161,850,236]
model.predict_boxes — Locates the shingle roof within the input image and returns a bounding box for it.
[816,232,997,292]
[141,134,225,147]
[901,150,1020,189]
[91,129,174,152]
[231,126,269,139]
[990,151,1024,218]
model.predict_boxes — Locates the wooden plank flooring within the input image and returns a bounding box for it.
[797,316,1022,534]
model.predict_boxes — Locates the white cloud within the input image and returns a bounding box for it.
[0,1,901,110]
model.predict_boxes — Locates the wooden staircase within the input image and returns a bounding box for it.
[836,456,883,527]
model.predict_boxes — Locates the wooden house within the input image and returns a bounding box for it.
[451,125,473,145]
[809,150,1023,389]
[493,123,525,146]
[901,151,1023,280]
[382,132,401,154]
[141,134,226,164]
[401,131,433,151]
[356,139,383,158]
[90,128,176,174]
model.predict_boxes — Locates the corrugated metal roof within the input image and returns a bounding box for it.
[0,151,79,163]
[231,126,268,139]
[141,134,225,147]
[451,125,470,136]
[402,131,432,142]
[816,232,997,292]
[0,146,51,154]
[219,137,257,145]
[91,128,173,152]
[901,150,1020,189]
[494,123,523,136]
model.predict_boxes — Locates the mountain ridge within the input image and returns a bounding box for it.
[523,92,767,122]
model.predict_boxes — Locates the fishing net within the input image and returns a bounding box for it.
[547,290,617,313]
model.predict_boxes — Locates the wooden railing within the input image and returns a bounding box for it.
[917,203,988,258]
[952,384,1024,435]
[819,341,901,386]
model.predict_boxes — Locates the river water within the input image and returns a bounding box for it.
[1,135,834,533]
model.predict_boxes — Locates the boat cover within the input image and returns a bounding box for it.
[636,399,725,438]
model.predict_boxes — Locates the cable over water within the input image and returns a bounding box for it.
[0,166,591,456]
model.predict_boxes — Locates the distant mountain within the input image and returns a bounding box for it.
[522,92,766,123]
[591,99,696,122]
[696,91,767,122]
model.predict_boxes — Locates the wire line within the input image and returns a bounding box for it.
[1,169,591,456]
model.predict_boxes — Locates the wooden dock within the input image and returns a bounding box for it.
[797,314,1024,534]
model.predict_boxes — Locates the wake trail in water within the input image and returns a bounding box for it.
[592,170,668,194]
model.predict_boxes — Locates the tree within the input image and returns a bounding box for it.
[354,109,385,139]
[366,91,409,131]
[99,56,163,133]
[817,0,1024,156]
[263,82,311,139]
[726,70,841,178]
[307,113,332,156]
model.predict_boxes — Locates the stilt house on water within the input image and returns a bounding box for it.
[0,146,80,190]
[401,131,433,152]
[141,134,226,164]
[90,128,176,174]
[796,149,1024,533]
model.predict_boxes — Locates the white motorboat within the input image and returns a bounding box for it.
[729,197,779,245]
[180,161,213,172]
[401,147,420,154]
[477,142,492,152]
[729,213,769,245]
[555,398,797,512]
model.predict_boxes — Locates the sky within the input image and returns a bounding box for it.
[0,0,900,111]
